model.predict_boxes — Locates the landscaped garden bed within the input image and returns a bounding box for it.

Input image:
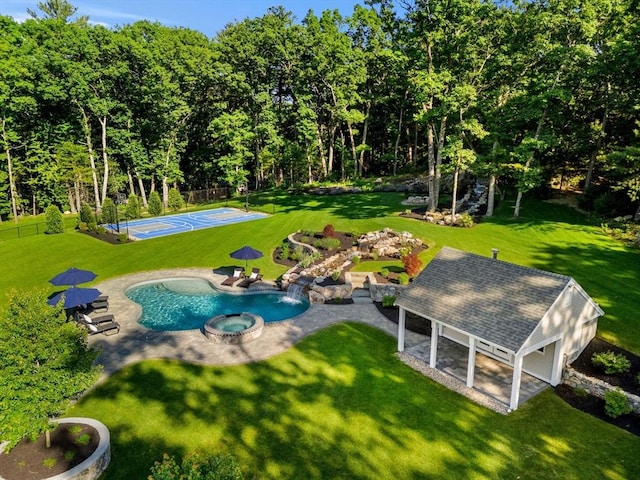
[0,421,100,480]
[555,337,640,437]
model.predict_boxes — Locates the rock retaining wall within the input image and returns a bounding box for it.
[563,366,640,414]
[369,283,407,302]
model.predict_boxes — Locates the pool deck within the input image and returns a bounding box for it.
[89,268,425,376]
[88,268,546,414]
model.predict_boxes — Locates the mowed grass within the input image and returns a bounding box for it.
[1,192,639,351]
[67,323,640,479]
[2,192,640,477]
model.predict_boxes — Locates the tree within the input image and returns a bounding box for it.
[125,192,141,219]
[44,204,64,233]
[147,190,162,216]
[0,289,100,450]
[167,188,184,212]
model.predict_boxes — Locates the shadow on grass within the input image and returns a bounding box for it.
[72,323,640,479]
[252,192,406,220]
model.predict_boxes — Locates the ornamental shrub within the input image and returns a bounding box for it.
[148,190,162,216]
[403,252,423,277]
[168,188,184,212]
[322,224,335,238]
[382,295,396,308]
[101,198,117,224]
[351,255,360,264]
[79,202,93,224]
[126,193,141,219]
[591,351,631,375]
[457,212,474,228]
[380,267,389,278]
[397,272,410,285]
[331,270,341,281]
[45,205,64,234]
[149,451,244,480]
[278,242,290,261]
[317,238,341,251]
[604,389,632,418]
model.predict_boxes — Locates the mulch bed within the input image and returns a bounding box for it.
[555,337,640,437]
[0,422,100,480]
[568,337,640,396]
[78,229,131,244]
[373,303,430,336]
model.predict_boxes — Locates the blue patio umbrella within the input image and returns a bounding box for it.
[48,286,102,309]
[229,245,264,267]
[49,267,97,287]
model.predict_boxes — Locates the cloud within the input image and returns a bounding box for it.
[79,6,149,22]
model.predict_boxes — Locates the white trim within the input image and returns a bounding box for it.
[430,321,439,367]
[467,337,476,388]
[397,307,406,352]
[510,355,523,410]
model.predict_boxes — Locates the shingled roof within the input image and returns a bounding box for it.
[395,247,573,353]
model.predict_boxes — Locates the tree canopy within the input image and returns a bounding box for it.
[1,0,638,220]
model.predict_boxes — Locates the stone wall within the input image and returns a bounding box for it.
[563,366,640,414]
[369,283,407,303]
[308,283,353,304]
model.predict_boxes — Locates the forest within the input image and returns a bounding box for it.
[1,0,639,221]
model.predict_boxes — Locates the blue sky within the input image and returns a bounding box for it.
[2,1,367,37]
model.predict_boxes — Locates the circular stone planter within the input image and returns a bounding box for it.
[203,312,264,344]
[44,417,110,480]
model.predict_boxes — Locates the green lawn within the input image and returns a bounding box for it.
[67,323,640,479]
[2,192,640,478]
[1,192,639,351]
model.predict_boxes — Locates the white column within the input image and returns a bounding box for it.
[466,337,476,388]
[550,339,564,385]
[397,307,406,352]
[429,321,438,367]
[510,354,523,411]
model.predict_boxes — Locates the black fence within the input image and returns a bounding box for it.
[0,222,49,240]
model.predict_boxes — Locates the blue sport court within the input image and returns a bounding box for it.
[107,208,269,240]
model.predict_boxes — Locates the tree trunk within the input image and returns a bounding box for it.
[451,165,459,218]
[162,139,174,209]
[1,117,19,223]
[98,116,109,206]
[135,170,148,208]
[344,121,356,178]
[327,126,336,175]
[426,120,437,212]
[340,128,347,181]
[127,168,135,195]
[76,103,101,209]
[74,178,81,212]
[358,101,371,177]
[486,174,497,217]
[316,125,328,178]
[394,107,404,176]
[433,115,448,210]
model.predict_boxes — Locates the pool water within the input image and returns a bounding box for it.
[126,278,308,331]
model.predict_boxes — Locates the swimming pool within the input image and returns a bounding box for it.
[126,278,308,331]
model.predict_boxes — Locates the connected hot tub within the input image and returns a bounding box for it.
[203,312,264,344]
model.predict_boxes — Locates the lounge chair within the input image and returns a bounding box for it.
[75,312,120,335]
[89,295,109,312]
[76,312,115,325]
[238,268,262,288]
[221,267,245,287]
[85,320,120,336]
